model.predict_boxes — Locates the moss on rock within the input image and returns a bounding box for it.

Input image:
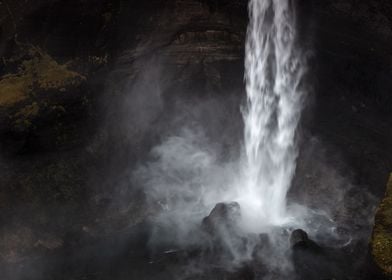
[372,173,392,275]
[0,47,85,107]
[0,74,31,106]
[15,102,40,118]
[11,102,40,132]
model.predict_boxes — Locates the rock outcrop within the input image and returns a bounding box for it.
[372,173,392,276]
[202,202,241,235]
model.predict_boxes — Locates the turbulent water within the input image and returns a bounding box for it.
[137,0,309,241]
[131,1,376,278]
[241,0,306,227]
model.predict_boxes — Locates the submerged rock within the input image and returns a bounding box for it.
[371,173,392,276]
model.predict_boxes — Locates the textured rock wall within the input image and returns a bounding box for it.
[0,1,248,278]
[306,0,392,197]
[372,174,392,276]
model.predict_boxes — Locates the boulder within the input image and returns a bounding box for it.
[290,229,310,248]
[201,201,245,259]
[290,229,341,279]
[202,202,241,235]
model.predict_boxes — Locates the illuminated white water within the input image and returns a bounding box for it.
[241,0,306,227]
[136,0,309,240]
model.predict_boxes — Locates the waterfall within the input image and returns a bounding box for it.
[241,0,306,227]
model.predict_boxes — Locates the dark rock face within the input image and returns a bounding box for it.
[0,46,90,154]
[0,2,248,279]
[308,0,392,196]
[113,0,247,95]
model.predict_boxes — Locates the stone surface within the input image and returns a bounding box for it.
[202,201,241,235]
[290,229,309,248]
[372,173,392,276]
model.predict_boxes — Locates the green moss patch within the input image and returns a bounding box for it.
[372,173,392,275]
[0,47,85,107]
[0,74,31,106]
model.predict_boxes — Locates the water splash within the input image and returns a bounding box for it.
[135,0,308,239]
[241,0,306,227]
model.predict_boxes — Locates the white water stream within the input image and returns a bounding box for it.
[240,0,306,227]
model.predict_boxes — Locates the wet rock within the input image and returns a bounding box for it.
[201,202,246,260]
[251,233,271,259]
[290,229,348,279]
[290,229,323,254]
[290,229,310,248]
[202,202,241,235]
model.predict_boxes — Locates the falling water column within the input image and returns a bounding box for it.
[243,0,306,226]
